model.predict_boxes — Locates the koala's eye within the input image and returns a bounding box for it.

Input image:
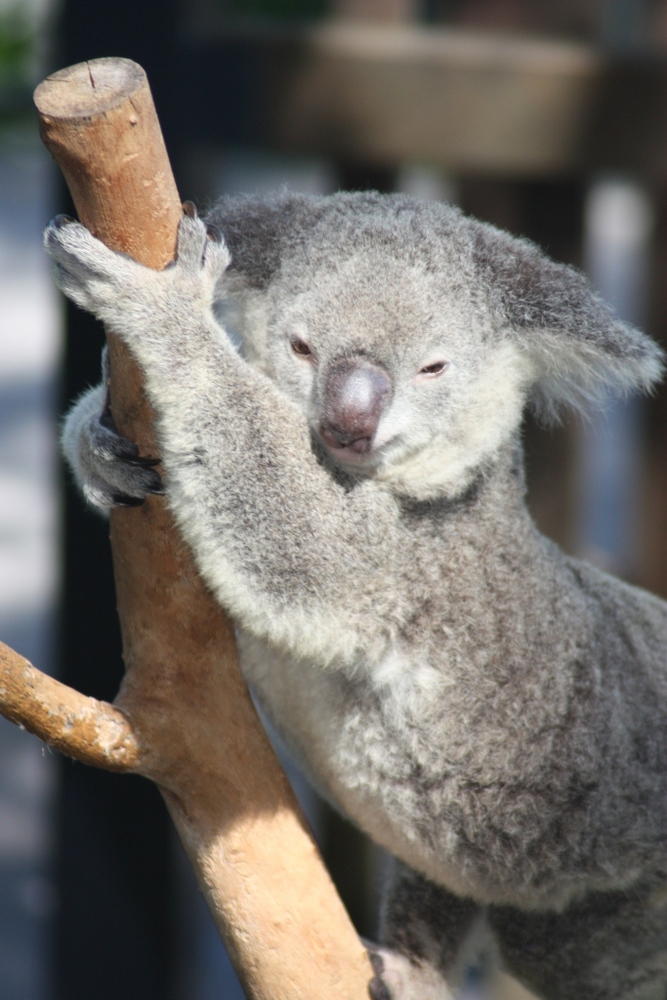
[291,337,313,359]
[419,360,448,377]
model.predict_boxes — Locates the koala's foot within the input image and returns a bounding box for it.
[366,945,454,1000]
[62,381,163,510]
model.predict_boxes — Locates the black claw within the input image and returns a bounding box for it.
[110,492,145,508]
[143,469,164,494]
[368,952,385,976]
[99,396,121,433]
[182,200,197,219]
[125,454,161,469]
[98,399,162,472]
[112,439,141,460]
[368,976,392,1000]
[365,947,392,1000]
[206,223,222,243]
[52,214,75,229]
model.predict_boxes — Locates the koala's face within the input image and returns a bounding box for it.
[214,191,662,497]
[260,248,527,492]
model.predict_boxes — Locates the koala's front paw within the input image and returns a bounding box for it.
[365,944,453,1000]
[44,204,230,340]
[62,382,163,510]
[45,214,145,326]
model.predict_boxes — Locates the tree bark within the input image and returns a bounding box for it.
[25,56,372,999]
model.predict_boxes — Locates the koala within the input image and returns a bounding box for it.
[47,191,667,1000]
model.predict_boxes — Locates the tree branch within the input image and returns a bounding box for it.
[13,56,374,999]
[0,640,138,771]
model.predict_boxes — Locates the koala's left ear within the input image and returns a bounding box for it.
[470,219,664,420]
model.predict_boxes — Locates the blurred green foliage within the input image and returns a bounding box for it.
[0,5,36,122]
[0,7,33,85]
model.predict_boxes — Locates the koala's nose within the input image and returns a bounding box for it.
[320,359,392,454]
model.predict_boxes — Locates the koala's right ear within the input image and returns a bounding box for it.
[470,219,664,421]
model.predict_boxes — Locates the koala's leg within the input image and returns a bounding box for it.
[489,880,667,1000]
[62,348,163,510]
[368,862,484,1000]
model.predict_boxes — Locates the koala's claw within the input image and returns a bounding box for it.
[104,435,140,463]
[79,429,164,509]
[99,437,164,496]
[369,966,393,999]
[369,979,393,1000]
[98,400,163,484]
[365,945,394,1000]
[53,213,75,229]
[363,943,453,1000]
[206,223,223,243]
[110,491,147,508]
[126,453,162,471]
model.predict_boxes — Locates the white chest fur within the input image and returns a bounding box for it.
[236,630,475,895]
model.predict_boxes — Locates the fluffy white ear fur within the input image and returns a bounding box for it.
[526,325,664,422]
[470,219,665,421]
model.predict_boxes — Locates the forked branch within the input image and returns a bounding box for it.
[0,56,374,1000]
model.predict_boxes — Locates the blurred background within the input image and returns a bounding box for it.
[2,0,667,997]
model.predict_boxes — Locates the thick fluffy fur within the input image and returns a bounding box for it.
[49,193,667,1000]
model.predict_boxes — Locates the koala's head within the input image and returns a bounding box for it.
[211,192,663,498]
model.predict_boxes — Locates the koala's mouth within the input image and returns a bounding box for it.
[318,423,375,457]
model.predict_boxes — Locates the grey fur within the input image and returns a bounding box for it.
[49,193,667,999]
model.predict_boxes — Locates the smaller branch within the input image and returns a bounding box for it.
[0,641,139,771]
[0,628,375,999]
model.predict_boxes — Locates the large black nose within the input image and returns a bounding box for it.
[319,359,392,454]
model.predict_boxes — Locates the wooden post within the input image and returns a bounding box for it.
[24,56,372,999]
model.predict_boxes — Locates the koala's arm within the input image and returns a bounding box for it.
[48,214,398,667]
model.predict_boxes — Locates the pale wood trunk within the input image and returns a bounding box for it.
[27,56,372,1000]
